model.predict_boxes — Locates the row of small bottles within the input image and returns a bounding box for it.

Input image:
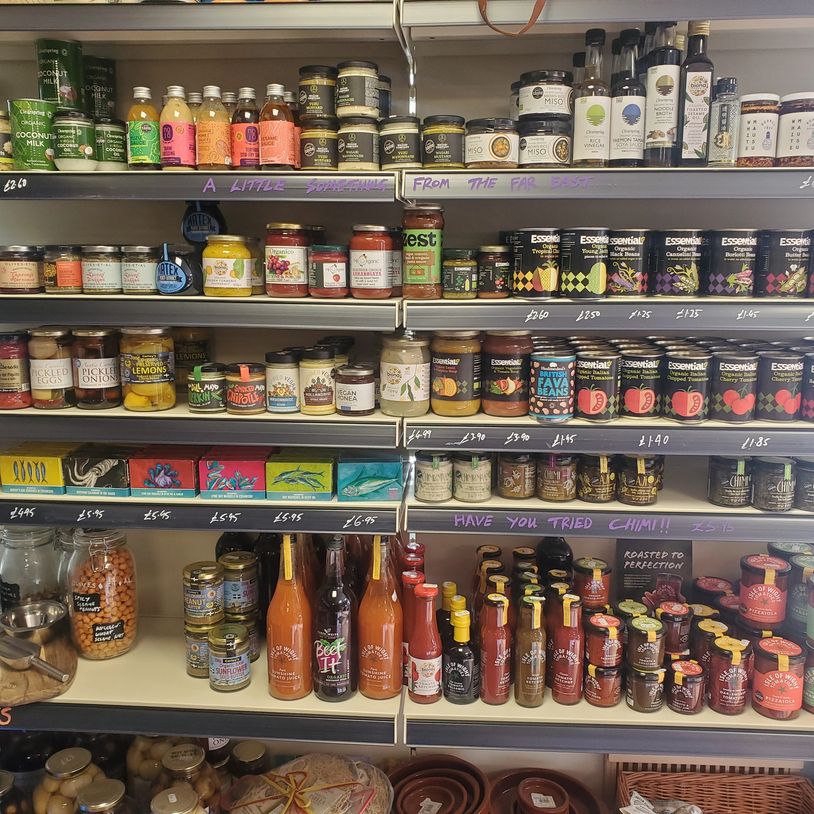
[127,83,300,171]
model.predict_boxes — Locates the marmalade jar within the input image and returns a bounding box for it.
[28,327,75,409]
[119,327,176,412]
[203,235,252,298]
[430,331,481,417]
[403,205,444,299]
[265,223,309,297]
[350,225,392,298]
[482,331,532,417]
[72,328,122,409]
[0,331,32,409]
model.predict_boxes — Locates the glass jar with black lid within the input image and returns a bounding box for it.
[422,115,465,168]
[518,118,572,167]
[379,116,421,169]
[707,456,752,507]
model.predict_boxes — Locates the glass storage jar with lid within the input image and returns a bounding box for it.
[119,327,176,412]
[736,94,780,167]
[81,246,122,294]
[151,745,220,814]
[34,749,106,814]
[72,328,122,409]
[0,526,58,608]
[776,92,814,167]
[0,771,30,814]
[149,786,202,814]
[0,331,32,410]
[338,117,380,172]
[421,115,465,168]
[28,327,75,409]
[77,780,134,814]
[265,223,309,297]
[379,332,431,417]
[380,116,421,169]
[121,246,159,295]
[43,245,82,294]
[336,60,379,119]
[465,118,519,168]
[430,331,482,417]
[0,246,43,294]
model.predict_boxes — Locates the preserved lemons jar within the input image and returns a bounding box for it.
[203,235,252,297]
[120,327,176,411]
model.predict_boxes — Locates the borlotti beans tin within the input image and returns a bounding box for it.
[662,349,711,423]
[619,348,663,418]
[530,350,576,422]
[755,229,810,298]
[704,229,758,296]
[607,229,650,296]
[574,351,620,422]
[558,227,608,299]
[709,350,758,423]
[511,228,560,297]
[756,350,804,421]
[651,230,708,296]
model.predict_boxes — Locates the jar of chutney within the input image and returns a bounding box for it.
[536,453,577,502]
[616,455,658,505]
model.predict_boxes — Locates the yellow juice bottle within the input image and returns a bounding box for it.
[160,85,196,171]
[126,86,160,170]
[196,84,231,170]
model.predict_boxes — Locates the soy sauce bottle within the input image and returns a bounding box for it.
[443,609,479,704]
[313,535,356,701]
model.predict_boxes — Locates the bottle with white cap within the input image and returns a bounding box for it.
[160,85,196,171]
[187,92,203,124]
[259,83,296,170]
[231,87,261,171]
[196,84,231,170]
[126,86,160,170]
[222,91,238,117]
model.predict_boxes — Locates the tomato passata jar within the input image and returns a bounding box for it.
[350,225,392,299]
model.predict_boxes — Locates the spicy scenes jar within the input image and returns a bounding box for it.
[120,327,176,412]
[739,553,791,629]
[752,637,805,720]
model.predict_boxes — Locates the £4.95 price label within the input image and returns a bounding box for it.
[8,506,36,520]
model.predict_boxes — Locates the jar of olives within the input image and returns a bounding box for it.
[72,329,122,409]
[33,748,106,814]
[28,328,75,409]
[151,746,219,814]
[0,770,31,814]
[76,780,136,814]
[125,737,181,812]
[150,787,205,814]
[119,328,176,412]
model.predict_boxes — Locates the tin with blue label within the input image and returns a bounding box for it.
[530,350,576,422]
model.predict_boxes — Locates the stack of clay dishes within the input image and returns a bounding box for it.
[389,755,490,814]
[488,768,608,814]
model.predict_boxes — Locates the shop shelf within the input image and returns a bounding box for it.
[404,457,814,541]
[401,168,814,201]
[0,294,402,331]
[2,404,401,449]
[404,414,812,456]
[0,493,399,534]
[402,695,814,759]
[402,297,814,332]
[8,617,399,743]
[0,171,397,201]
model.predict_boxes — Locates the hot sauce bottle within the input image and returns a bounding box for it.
[408,583,442,703]
[480,593,512,705]
[358,535,403,700]
[436,581,458,649]
[471,544,502,597]
[267,534,312,700]
[515,595,546,707]
[550,593,584,704]
[545,581,570,687]
[401,569,425,685]
[443,609,479,704]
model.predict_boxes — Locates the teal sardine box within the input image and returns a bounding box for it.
[337,454,404,502]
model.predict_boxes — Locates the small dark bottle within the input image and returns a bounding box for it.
[676,20,714,166]
[443,609,479,704]
[215,531,257,560]
[313,535,357,701]
[536,536,574,575]
[644,22,682,168]
[436,580,457,649]
[610,37,622,87]
[255,532,281,626]
[610,27,646,168]
[636,22,658,88]
[572,51,586,85]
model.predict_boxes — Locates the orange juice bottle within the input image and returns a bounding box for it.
[160,85,195,171]
[196,85,231,170]
[267,534,312,700]
[126,86,160,170]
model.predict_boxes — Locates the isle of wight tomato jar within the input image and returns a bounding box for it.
[203,235,252,297]
[752,637,805,720]
[739,553,790,629]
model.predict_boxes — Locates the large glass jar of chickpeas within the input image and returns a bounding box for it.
[33,748,106,814]
[67,529,138,660]
[151,746,220,814]
[119,328,176,412]
[126,738,181,812]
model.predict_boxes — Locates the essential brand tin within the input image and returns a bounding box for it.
[574,351,620,422]
[511,228,559,297]
[756,351,804,421]
[709,351,758,423]
[704,229,757,296]
[651,230,707,296]
[559,228,608,298]
[619,349,663,418]
[662,350,711,423]
[530,351,576,422]
[755,230,810,298]
[607,229,649,295]
[36,38,84,111]
[9,99,56,171]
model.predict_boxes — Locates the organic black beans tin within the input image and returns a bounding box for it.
[755,230,811,298]
[709,351,758,423]
[607,229,650,296]
[651,230,707,296]
[529,350,576,422]
[704,229,758,296]
[662,350,711,423]
[558,227,608,298]
[574,351,620,422]
[511,228,560,298]
[619,349,663,418]
[756,350,804,421]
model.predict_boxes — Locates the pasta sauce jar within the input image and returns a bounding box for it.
[308,244,348,298]
[482,331,532,417]
[265,223,309,297]
[708,636,751,715]
[403,205,444,299]
[752,637,805,720]
[350,225,392,298]
[739,554,790,629]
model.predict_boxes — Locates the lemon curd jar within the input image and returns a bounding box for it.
[203,235,252,297]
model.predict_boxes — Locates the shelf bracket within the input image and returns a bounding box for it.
[394,0,417,116]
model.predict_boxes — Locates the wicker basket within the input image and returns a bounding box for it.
[617,770,814,814]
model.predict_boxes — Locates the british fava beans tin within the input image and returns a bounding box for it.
[530,350,576,422]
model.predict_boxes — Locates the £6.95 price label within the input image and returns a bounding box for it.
[343,514,378,529]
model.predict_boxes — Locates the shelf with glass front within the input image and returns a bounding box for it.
[3,404,401,449]
[8,617,400,743]
[402,695,814,759]
[405,457,814,541]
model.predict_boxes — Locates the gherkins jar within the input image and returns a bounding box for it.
[28,327,75,409]
[119,328,176,412]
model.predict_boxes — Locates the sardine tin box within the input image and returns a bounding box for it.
[130,445,202,498]
[64,444,135,497]
[199,446,270,501]
[337,454,404,502]
[266,451,335,502]
[0,442,78,495]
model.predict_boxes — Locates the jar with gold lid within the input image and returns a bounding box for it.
[183,561,224,625]
[44,245,82,294]
[34,748,106,814]
[120,327,176,412]
[28,327,75,409]
[72,328,122,410]
[150,786,204,814]
[76,779,135,814]
[152,746,220,814]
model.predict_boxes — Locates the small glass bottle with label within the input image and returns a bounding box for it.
[644,22,681,167]
[572,28,610,168]
[677,20,714,166]
[610,27,646,167]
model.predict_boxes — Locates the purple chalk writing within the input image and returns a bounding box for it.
[549,174,594,190]
[411,175,451,191]
[546,515,594,531]
[453,514,494,528]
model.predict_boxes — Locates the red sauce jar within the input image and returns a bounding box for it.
[626,616,665,670]
[572,557,611,609]
[0,331,32,409]
[739,554,791,628]
[350,225,392,299]
[585,613,623,667]
[482,331,533,417]
[584,664,622,707]
[690,619,729,671]
[804,641,814,713]
[550,593,583,705]
[708,636,751,715]
[389,227,403,296]
[689,603,720,628]
[480,593,511,705]
[667,659,705,715]
[733,619,773,684]
[752,637,805,720]
[655,601,693,653]
[307,244,348,298]
[265,222,309,297]
[714,593,742,627]
[694,575,735,605]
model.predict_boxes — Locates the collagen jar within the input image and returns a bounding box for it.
[72,328,121,409]
[518,70,573,119]
[379,116,421,169]
[776,92,814,167]
[81,245,122,294]
[667,659,705,715]
[518,118,571,167]
[739,553,790,629]
[265,223,309,297]
[708,636,751,714]
[336,60,379,119]
[43,245,82,293]
[0,246,43,293]
[338,117,379,171]
[0,331,32,409]
[28,327,75,409]
[752,637,805,720]
[465,118,519,169]
[421,115,465,169]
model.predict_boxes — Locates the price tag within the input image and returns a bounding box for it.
[741,435,770,450]
[8,506,36,520]
[209,511,242,525]
[638,433,670,449]
[736,308,760,321]
[676,308,703,320]
[627,309,653,321]
[800,174,813,190]
[805,312,814,324]
[504,431,531,446]
[272,511,304,525]
[524,308,550,324]
[550,433,577,448]
[143,509,172,521]
[2,177,28,194]
[576,309,601,322]
[342,514,379,529]
[76,508,105,523]
[444,431,487,447]
[406,428,433,445]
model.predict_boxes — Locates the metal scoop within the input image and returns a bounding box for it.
[0,633,70,683]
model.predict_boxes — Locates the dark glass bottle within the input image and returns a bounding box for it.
[443,609,479,703]
[436,580,457,650]
[255,532,281,623]
[644,22,681,168]
[214,531,257,560]
[182,201,227,247]
[636,22,657,87]
[610,37,622,87]
[677,20,714,166]
[536,536,573,575]
[313,535,356,701]
[572,51,585,86]
[610,27,646,168]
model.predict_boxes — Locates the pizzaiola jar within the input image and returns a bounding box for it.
[752,637,805,720]
[739,553,790,629]
[585,613,623,667]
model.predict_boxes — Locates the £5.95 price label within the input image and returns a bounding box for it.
[209,511,242,525]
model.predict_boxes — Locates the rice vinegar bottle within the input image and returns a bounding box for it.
[572,28,610,168]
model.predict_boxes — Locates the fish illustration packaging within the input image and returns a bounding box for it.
[337,454,404,502]
[266,451,335,501]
